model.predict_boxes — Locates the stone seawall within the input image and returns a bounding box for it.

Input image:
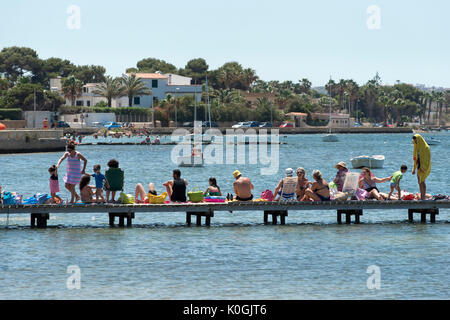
[0,130,67,154]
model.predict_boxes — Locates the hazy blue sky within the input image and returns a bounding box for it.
[1,0,449,87]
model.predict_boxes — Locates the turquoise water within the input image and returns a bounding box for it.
[0,133,449,299]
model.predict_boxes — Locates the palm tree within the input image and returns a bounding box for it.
[346,80,359,117]
[275,89,294,109]
[121,74,152,107]
[242,68,258,91]
[379,89,403,125]
[435,91,445,125]
[362,80,379,119]
[425,91,433,124]
[336,79,347,109]
[92,76,125,107]
[62,75,83,106]
[298,78,312,94]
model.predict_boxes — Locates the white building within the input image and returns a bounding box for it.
[128,73,202,108]
[51,72,202,108]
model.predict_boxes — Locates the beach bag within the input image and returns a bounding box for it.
[14,193,23,205]
[403,194,415,200]
[119,193,135,204]
[355,188,369,200]
[188,187,204,203]
[329,182,338,199]
[261,190,274,202]
[2,192,16,205]
[148,192,167,204]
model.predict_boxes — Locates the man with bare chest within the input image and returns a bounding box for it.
[233,170,254,201]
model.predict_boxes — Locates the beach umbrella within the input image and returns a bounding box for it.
[0,123,6,130]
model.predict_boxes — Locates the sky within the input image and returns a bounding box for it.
[0,0,449,88]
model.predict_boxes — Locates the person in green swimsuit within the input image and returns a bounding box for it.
[204,177,222,196]
[388,165,408,200]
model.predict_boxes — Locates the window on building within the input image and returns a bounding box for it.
[83,87,87,93]
[87,101,91,107]
[152,80,158,88]
[134,97,141,105]
[76,101,84,106]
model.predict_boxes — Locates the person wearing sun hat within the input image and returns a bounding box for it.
[233,170,254,201]
[333,161,349,192]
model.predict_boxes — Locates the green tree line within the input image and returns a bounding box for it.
[0,46,448,125]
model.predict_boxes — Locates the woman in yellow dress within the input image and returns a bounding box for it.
[412,134,431,200]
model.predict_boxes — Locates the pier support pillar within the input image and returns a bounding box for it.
[408,209,439,223]
[186,211,214,227]
[109,212,135,228]
[264,211,288,225]
[337,210,363,225]
[31,213,50,229]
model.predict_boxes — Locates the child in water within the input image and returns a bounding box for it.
[91,164,106,203]
[388,165,408,200]
[48,165,63,204]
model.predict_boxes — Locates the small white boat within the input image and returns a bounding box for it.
[351,155,385,169]
[177,155,204,167]
[426,137,441,146]
[323,134,339,142]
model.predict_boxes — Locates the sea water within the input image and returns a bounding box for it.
[0,133,448,299]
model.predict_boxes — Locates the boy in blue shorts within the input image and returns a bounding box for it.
[388,165,408,200]
[91,164,106,203]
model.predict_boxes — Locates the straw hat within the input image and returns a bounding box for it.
[233,170,242,178]
[335,161,347,169]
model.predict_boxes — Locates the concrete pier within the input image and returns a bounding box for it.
[0,200,448,228]
[0,130,66,154]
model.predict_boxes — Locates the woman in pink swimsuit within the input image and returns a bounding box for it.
[56,141,88,203]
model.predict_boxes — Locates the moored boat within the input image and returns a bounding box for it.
[351,155,385,169]
[426,137,441,145]
[177,155,204,167]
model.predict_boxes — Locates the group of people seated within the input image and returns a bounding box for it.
[271,161,425,202]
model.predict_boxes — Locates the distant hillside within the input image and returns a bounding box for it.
[313,86,327,95]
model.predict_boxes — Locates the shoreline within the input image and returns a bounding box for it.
[63,127,415,135]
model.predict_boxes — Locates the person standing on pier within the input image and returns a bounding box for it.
[56,141,88,203]
[412,134,431,200]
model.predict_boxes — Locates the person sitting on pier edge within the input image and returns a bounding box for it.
[358,167,391,201]
[204,178,222,196]
[135,183,158,203]
[302,170,330,202]
[333,161,349,192]
[164,169,188,202]
[233,170,254,201]
[296,167,310,201]
[79,175,96,204]
[388,164,408,200]
[274,168,298,202]
[105,159,124,203]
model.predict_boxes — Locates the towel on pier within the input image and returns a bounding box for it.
[413,134,431,184]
